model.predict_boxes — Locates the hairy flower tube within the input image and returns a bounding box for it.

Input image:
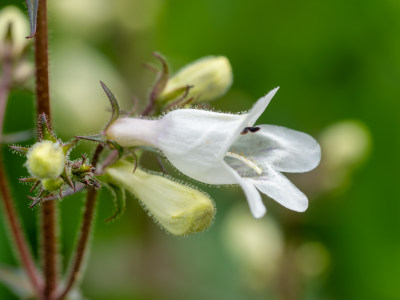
[26,141,65,180]
[159,56,233,104]
[106,88,321,218]
[103,160,215,236]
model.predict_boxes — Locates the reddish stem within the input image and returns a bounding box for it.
[56,145,104,300]
[34,0,58,298]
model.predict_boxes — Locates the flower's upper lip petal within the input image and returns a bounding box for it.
[244,87,279,127]
[218,87,279,158]
[230,124,321,173]
[251,167,308,212]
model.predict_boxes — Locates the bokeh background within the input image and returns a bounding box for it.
[1,0,399,299]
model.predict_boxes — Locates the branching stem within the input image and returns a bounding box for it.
[56,144,104,300]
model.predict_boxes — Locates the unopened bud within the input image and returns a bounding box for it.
[42,178,64,191]
[0,6,30,57]
[159,56,233,104]
[105,160,215,236]
[26,141,65,180]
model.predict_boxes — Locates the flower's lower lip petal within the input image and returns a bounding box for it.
[253,168,308,212]
[231,124,321,173]
[220,162,266,218]
[240,178,266,218]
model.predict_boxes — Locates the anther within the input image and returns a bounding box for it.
[241,126,261,135]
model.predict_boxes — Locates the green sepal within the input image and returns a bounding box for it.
[104,183,126,223]
[150,52,170,102]
[38,113,57,142]
[62,139,78,155]
[158,85,191,104]
[9,145,29,155]
[75,134,106,144]
[18,177,37,183]
[28,188,51,208]
[100,81,120,130]
[25,0,39,39]
[107,140,124,158]
[164,85,194,110]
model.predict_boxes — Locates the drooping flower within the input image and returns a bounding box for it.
[103,160,215,236]
[106,88,321,218]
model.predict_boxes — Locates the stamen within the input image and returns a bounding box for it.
[225,152,263,175]
[241,126,261,135]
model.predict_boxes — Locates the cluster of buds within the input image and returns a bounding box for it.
[11,114,99,207]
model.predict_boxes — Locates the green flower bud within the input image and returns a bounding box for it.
[42,178,64,191]
[105,160,215,236]
[159,56,233,104]
[26,141,65,180]
[0,6,30,57]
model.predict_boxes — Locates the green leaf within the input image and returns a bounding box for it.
[100,81,120,130]
[0,264,34,299]
[25,0,39,39]
[104,183,126,223]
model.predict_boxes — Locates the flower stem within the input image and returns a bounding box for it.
[35,0,51,119]
[56,144,104,300]
[34,0,58,298]
[0,35,44,299]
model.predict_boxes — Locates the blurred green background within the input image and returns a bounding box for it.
[1,0,400,299]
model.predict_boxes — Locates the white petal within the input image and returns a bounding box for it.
[222,162,266,218]
[244,87,279,126]
[241,178,267,218]
[253,167,308,212]
[221,87,279,157]
[156,109,245,184]
[230,124,321,173]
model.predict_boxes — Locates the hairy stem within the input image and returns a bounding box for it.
[34,0,58,298]
[35,0,51,119]
[0,41,44,299]
[56,145,104,300]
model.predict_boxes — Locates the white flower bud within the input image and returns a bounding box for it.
[105,160,215,236]
[0,6,30,57]
[26,141,65,180]
[159,56,233,103]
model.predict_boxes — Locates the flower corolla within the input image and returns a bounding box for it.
[106,88,321,218]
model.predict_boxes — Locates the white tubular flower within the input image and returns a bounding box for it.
[105,160,215,236]
[106,88,321,218]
